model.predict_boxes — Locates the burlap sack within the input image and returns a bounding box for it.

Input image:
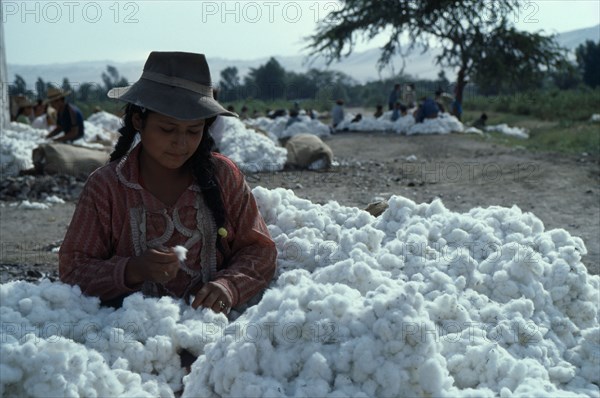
[285,133,333,170]
[32,143,109,177]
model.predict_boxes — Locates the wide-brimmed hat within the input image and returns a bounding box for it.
[46,87,71,102]
[15,96,34,108]
[108,51,237,120]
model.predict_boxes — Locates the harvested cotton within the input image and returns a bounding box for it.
[87,111,124,132]
[173,246,188,262]
[1,187,598,397]
[209,116,287,173]
[246,115,330,140]
[486,124,529,139]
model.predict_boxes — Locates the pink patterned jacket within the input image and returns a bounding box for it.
[59,144,277,306]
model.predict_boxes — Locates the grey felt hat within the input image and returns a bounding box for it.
[108,51,237,120]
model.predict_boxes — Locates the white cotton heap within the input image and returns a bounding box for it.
[589,114,600,122]
[210,116,287,173]
[245,115,330,140]
[0,122,49,176]
[86,111,124,133]
[0,116,120,176]
[1,187,598,397]
[13,200,51,210]
[486,124,529,139]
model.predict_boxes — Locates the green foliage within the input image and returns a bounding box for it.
[464,88,600,121]
[244,57,287,100]
[306,0,566,102]
[9,75,30,97]
[101,65,128,92]
[218,67,240,101]
[576,40,600,88]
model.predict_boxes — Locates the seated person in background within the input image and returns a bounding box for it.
[391,102,407,121]
[31,101,56,130]
[414,97,440,123]
[373,104,383,118]
[434,89,446,113]
[240,105,248,119]
[46,87,85,142]
[286,109,301,127]
[350,113,362,123]
[472,113,488,129]
[15,97,34,125]
[268,109,287,119]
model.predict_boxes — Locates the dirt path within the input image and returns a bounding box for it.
[1,132,598,283]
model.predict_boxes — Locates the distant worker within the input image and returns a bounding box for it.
[388,84,401,110]
[286,109,301,128]
[403,83,416,108]
[451,83,464,121]
[391,103,408,121]
[331,99,345,128]
[414,97,440,123]
[350,113,362,123]
[472,113,488,129]
[240,105,249,119]
[15,97,34,125]
[45,87,85,143]
[373,104,383,118]
[434,89,446,113]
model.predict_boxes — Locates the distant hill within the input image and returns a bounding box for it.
[8,24,599,88]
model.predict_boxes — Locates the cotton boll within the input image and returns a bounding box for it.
[418,357,448,395]
[172,245,188,262]
[18,297,33,315]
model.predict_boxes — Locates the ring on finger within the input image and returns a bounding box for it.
[164,271,169,277]
[218,300,226,309]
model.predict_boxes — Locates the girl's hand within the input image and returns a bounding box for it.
[125,248,180,285]
[192,282,232,313]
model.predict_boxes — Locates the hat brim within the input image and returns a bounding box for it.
[107,80,237,120]
[46,90,71,102]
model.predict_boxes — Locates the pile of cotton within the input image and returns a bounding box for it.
[486,124,529,139]
[1,188,598,397]
[86,111,124,134]
[0,117,119,176]
[589,114,600,123]
[0,122,49,175]
[336,112,465,136]
[246,115,330,140]
[210,116,287,173]
[405,113,465,135]
[4,195,65,210]
[336,113,397,132]
[79,122,115,148]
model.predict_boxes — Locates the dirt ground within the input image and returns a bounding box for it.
[1,131,599,284]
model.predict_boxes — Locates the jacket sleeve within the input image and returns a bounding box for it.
[212,156,277,307]
[59,171,138,301]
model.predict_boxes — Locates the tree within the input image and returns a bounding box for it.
[244,57,287,100]
[550,60,581,90]
[576,40,600,88]
[62,77,72,94]
[219,66,240,101]
[35,77,46,99]
[307,0,565,102]
[9,74,27,96]
[102,65,128,92]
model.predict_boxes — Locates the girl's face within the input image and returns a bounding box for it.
[134,112,205,171]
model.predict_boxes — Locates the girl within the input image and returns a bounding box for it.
[59,52,277,314]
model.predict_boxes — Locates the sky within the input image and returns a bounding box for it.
[2,0,600,65]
